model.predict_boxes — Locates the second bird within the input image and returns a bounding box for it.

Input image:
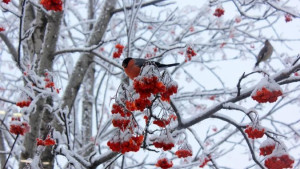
[255,40,273,67]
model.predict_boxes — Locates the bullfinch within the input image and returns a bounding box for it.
[122,57,179,80]
[255,40,273,67]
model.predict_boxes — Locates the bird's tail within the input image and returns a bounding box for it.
[157,63,180,68]
[254,61,259,67]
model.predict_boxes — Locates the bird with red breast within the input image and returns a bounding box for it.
[122,58,179,80]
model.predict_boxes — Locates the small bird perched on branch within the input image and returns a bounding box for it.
[122,58,179,80]
[255,40,273,67]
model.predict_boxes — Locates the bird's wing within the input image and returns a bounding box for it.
[134,58,148,68]
[256,45,268,63]
[134,58,158,68]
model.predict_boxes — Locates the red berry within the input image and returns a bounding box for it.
[213,8,225,17]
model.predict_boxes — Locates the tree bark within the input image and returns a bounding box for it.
[20,11,63,169]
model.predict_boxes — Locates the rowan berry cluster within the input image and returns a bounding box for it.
[244,125,265,139]
[258,138,295,168]
[235,16,242,23]
[189,26,194,32]
[111,103,131,117]
[111,104,132,131]
[107,133,144,154]
[0,27,5,31]
[113,44,124,58]
[36,135,56,146]
[44,72,60,93]
[186,47,196,61]
[199,155,211,168]
[153,141,174,151]
[175,149,192,158]
[133,76,166,99]
[265,154,294,169]
[213,7,225,17]
[260,145,275,156]
[2,0,10,4]
[109,100,144,153]
[108,64,181,165]
[112,118,131,131]
[150,130,175,151]
[16,100,31,108]
[153,119,170,128]
[155,158,173,169]
[251,78,283,103]
[252,87,282,103]
[9,117,30,135]
[259,139,276,156]
[161,85,178,102]
[285,14,292,22]
[153,115,177,128]
[126,98,151,112]
[40,0,63,11]
[145,47,158,58]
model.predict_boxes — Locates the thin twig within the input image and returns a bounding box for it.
[3,134,19,169]
[17,0,27,71]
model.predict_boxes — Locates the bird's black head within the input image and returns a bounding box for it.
[122,57,132,68]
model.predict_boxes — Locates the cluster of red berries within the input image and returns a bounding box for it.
[45,81,55,88]
[161,85,178,102]
[208,95,216,101]
[133,75,178,104]
[111,103,131,117]
[244,125,265,139]
[107,135,144,154]
[186,47,197,61]
[9,117,30,135]
[16,100,31,108]
[134,76,166,99]
[36,135,56,146]
[153,115,177,128]
[252,87,282,103]
[153,119,170,128]
[199,155,211,168]
[109,101,145,153]
[145,47,158,58]
[265,154,294,169]
[109,65,179,155]
[112,118,131,131]
[285,14,292,22]
[153,141,174,151]
[220,42,226,48]
[213,7,225,17]
[40,0,63,11]
[143,115,149,123]
[126,98,151,112]
[260,144,275,156]
[111,103,132,131]
[235,16,242,23]
[0,27,5,32]
[259,139,294,168]
[113,44,124,59]
[175,149,192,158]
[155,158,173,169]
[44,73,60,93]
[189,26,194,32]
[2,0,10,4]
